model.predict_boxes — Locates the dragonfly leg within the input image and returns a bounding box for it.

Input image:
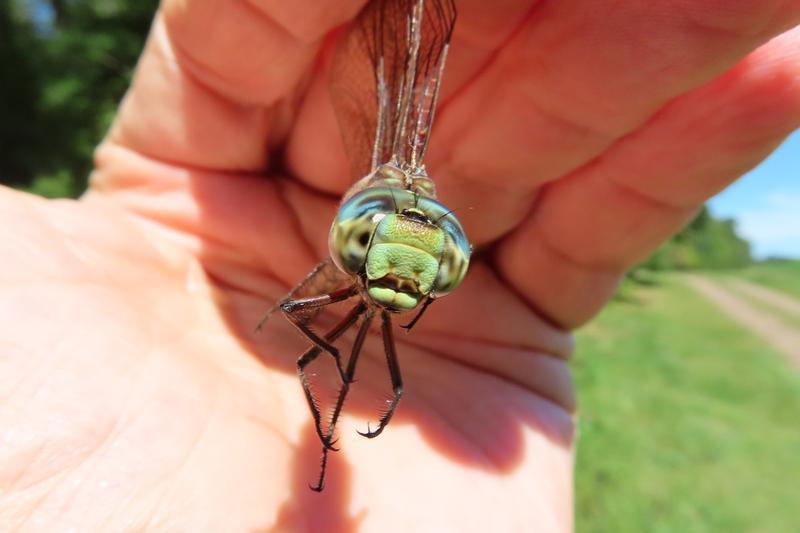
[283,285,358,381]
[357,310,403,439]
[255,258,337,332]
[310,307,375,492]
[400,296,433,331]
[298,302,366,451]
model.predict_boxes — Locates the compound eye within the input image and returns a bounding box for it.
[328,187,414,274]
[413,198,471,296]
[433,219,471,295]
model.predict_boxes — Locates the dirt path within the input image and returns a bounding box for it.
[727,279,800,318]
[686,275,800,368]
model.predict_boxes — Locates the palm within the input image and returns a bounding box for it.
[0,180,569,531]
[3,1,799,531]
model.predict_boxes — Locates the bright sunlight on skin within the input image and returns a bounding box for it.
[1,1,800,531]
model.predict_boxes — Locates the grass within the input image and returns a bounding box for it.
[573,274,800,533]
[735,260,800,300]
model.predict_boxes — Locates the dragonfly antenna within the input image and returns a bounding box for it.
[434,207,457,223]
[434,203,476,223]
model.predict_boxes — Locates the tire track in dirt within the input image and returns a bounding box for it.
[685,275,800,368]
[727,279,800,318]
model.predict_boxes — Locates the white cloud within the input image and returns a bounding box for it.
[763,191,800,209]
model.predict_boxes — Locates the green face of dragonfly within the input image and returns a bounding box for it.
[329,186,471,312]
[364,213,445,310]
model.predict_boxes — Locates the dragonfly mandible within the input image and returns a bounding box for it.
[260,0,470,491]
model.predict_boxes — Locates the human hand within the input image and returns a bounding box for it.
[2,1,799,531]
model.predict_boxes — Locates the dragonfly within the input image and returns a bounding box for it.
[261,0,470,491]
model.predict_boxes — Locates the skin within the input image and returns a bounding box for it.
[1,0,799,530]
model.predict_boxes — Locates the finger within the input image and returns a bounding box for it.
[99,0,364,176]
[496,28,800,328]
[288,0,800,245]
[433,0,800,244]
[89,143,323,293]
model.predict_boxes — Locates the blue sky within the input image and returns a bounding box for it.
[26,0,55,33]
[708,129,800,260]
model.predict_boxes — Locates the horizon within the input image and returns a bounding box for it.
[709,129,800,260]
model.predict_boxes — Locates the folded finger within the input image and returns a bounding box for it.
[496,29,800,328]
[287,0,800,247]
[99,0,364,177]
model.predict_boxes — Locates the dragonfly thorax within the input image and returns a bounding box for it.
[341,162,437,204]
[329,184,471,312]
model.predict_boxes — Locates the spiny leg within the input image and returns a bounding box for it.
[255,258,341,332]
[255,301,281,333]
[400,296,433,331]
[298,302,366,451]
[310,308,375,492]
[284,285,358,381]
[358,310,404,439]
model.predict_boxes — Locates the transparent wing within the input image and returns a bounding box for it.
[329,0,456,180]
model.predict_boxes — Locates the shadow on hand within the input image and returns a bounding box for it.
[212,260,574,468]
[264,421,366,533]
[190,172,574,513]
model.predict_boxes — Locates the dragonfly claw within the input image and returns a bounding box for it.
[357,422,384,439]
[322,437,340,451]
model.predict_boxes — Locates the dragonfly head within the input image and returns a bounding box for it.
[329,186,471,313]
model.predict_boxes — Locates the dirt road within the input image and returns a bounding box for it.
[686,275,800,368]
[728,279,800,317]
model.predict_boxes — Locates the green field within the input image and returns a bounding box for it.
[735,260,800,300]
[573,275,800,532]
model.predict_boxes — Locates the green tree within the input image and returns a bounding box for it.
[0,0,48,185]
[0,0,158,197]
[640,205,752,271]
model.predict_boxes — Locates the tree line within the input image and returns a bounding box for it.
[642,206,751,270]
